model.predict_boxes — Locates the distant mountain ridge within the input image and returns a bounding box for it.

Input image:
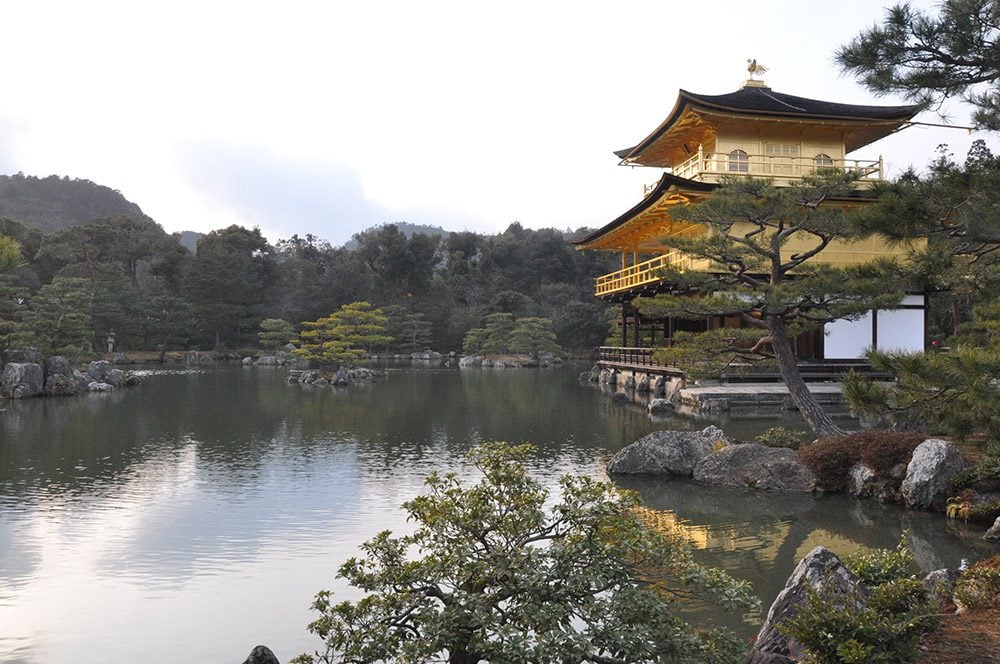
[0,173,150,234]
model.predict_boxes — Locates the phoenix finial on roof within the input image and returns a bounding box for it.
[747,58,768,80]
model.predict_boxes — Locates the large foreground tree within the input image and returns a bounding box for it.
[837,0,1000,129]
[635,175,907,437]
[293,444,756,664]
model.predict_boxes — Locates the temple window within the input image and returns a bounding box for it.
[814,153,834,167]
[728,149,749,173]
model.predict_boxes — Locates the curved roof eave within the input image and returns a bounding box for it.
[613,87,922,163]
[570,173,718,247]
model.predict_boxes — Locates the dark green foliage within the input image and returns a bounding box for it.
[293,444,757,664]
[11,276,93,357]
[462,313,562,357]
[837,0,1000,129]
[952,444,1000,492]
[382,305,434,353]
[183,225,277,349]
[798,430,925,492]
[782,537,936,664]
[755,427,810,450]
[2,172,615,355]
[258,318,295,351]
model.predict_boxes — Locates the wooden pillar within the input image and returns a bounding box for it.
[621,306,628,347]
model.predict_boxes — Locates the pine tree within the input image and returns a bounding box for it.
[258,318,295,351]
[294,302,391,365]
[635,175,909,437]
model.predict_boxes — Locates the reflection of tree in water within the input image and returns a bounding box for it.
[614,475,997,636]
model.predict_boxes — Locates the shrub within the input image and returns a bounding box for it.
[954,566,1000,609]
[756,426,809,450]
[844,535,914,588]
[798,430,926,492]
[781,537,935,664]
[780,583,933,664]
[953,443,1000,493]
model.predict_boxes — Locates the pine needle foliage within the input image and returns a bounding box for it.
[293,444,757,664]
[294,301,391,366]
[635,174,908,437]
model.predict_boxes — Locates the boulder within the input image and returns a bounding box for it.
[87,381,114,392]
[242,645,280,664]
[1,362,44,399]
[459,355,482,368]
[635,375,650,392]
[45,356,79,396]
[331,368,351,385]
[647,398,674,415]
[745,547,868,664]
[256,355,281,366]
[901,439,968,510]
[694,443,816,492]
[299,370,324,384]
[608,426,729,477]
[923,568,961,612]
[87,360,113,382]
[847,463,875,497]
[72,369,91,391]
[985,516,1000,542]
[242,356,253,366]
[107,369,126,389]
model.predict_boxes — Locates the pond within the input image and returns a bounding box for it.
[0,364,993,663]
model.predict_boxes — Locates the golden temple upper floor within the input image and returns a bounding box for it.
[615,80,920,186]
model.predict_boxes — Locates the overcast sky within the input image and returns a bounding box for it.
[0,0,993,246]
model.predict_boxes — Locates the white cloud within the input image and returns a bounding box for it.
[0,0,992,244]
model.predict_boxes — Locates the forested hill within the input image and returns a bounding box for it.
[0,173,150,233]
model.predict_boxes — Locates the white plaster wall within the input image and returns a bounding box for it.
[876,308,925,353]
[825,313,872,359]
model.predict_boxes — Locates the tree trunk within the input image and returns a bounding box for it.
[768,317,846,438]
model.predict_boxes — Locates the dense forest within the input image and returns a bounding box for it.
[0,177,615,357]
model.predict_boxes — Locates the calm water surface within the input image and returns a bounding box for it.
[0,365,993,663]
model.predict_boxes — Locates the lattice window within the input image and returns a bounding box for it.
[728,149,749,173]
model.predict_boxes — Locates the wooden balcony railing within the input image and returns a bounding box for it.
[599,346,657,366]
[671,150,882,183]
[595,251,699,296]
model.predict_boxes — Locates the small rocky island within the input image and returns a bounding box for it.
[1,350,134,399]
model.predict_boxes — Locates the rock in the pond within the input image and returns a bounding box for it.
[242,645,280,664]
[745,547,868,664]
[44,356,79,396]
[459,355,482,368]
[87,360,113,382]
[647,398,674,415]
[107,369,126,389]
[607,426,729,477]
[902,439,968,510]
[87,381,114,392]
[985,516,1000,542]
[256,354,280,366]
[1,362,44,399]
[694,443,816,492]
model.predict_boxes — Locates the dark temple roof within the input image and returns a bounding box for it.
[615,86,922,161]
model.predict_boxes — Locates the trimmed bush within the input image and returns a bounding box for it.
[798,430,926,492]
